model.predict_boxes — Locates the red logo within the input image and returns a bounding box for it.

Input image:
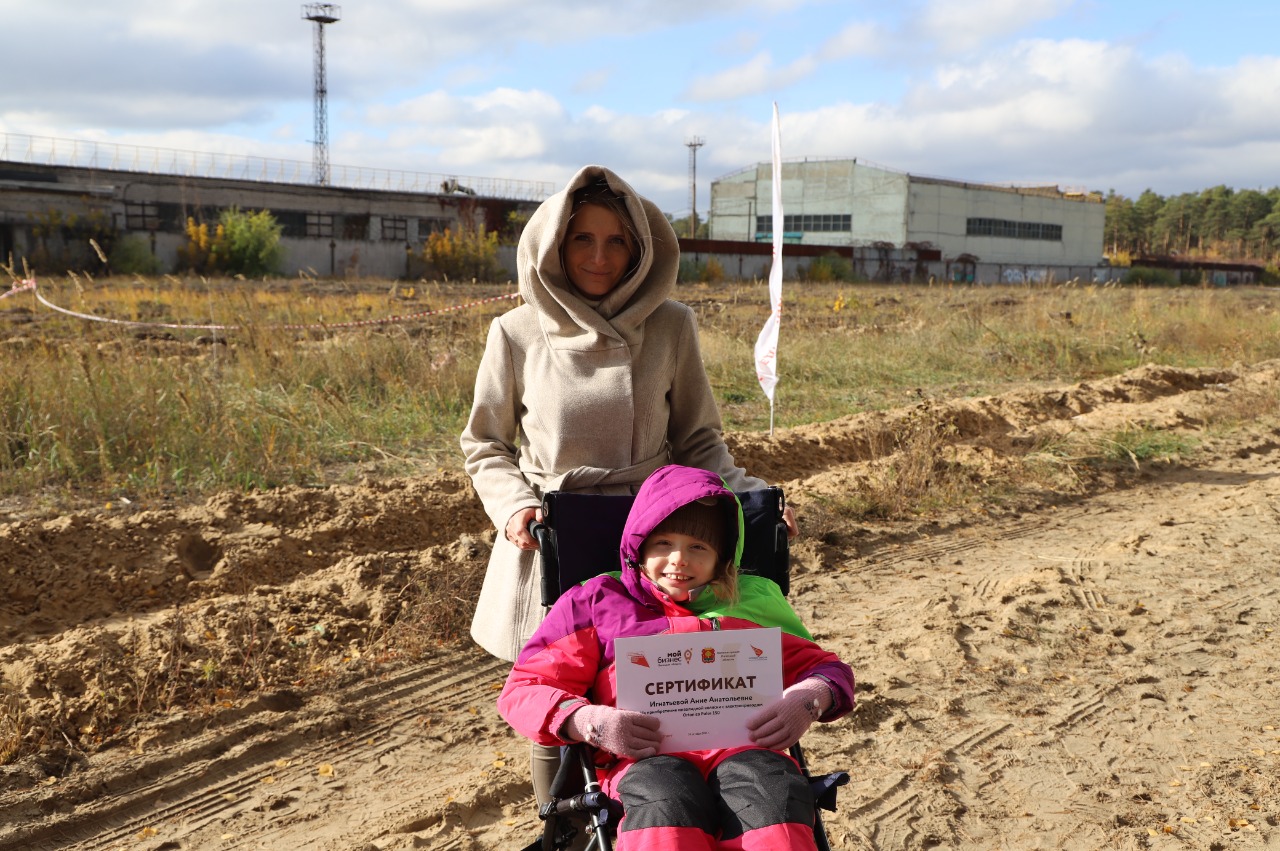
[628,652,650,667]
[750,645,764,657]
[701,648,716,664]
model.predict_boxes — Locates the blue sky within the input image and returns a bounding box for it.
[4,0,1279,215]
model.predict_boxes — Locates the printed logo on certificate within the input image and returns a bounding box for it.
[614,627,783,753]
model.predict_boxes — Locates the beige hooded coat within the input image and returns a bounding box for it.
[460,165,765,662]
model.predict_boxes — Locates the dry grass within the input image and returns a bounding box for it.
[0,695,34,766]
[3,274,1280,769]
[3,275,1279,508]
[695,281,1280,431]
[0,276,504,501]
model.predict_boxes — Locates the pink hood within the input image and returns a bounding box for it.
[618,465,745,572]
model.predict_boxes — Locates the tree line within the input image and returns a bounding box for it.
[1105,185,1280,266]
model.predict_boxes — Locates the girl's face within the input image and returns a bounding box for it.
[562,203,634,297]
[639,531,719,602]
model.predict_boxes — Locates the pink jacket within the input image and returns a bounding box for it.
[497,465,854,794]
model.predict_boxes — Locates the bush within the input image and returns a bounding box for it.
[108,235,162,276]
[678,257,701,282]
[176,218,221,274]
[177,208,284,278]
[701,257,725,283]
[678,257,725,283]
[220,208,284,277]
[806,253,853,282]
[26,207,114,274]
[1121,266,1180,287]
[422,225,502,281]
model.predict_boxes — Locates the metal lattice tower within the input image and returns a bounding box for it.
[685,136,704,238]
[302,4,341,186]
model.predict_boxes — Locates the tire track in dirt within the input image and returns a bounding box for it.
[5,361,1280,850]
[4,649,509,851]
[811,439,1280,849]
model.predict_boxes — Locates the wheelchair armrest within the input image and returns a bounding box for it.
[811,770,850,812]
[790,740,849,812]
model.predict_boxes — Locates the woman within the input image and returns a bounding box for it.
[460,164,796,802]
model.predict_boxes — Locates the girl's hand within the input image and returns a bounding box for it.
[745,677,831,750]
[563,704,662,760]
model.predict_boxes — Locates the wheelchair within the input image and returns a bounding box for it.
[519,487,848,851]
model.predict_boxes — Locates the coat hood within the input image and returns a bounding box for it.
[515,165,680,350]
[619,465,745,576]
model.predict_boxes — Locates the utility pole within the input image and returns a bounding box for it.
[302,4,341,186]
[686,136,704,238]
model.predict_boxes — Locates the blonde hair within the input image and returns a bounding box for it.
[711,557,739,606]
[704,498,740,605]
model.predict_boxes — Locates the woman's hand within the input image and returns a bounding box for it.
[783,505,799,539]
[504,506,543,550]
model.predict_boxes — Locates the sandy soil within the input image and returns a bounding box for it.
[2,360,1279,850]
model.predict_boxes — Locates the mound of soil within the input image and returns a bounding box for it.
[2,360,1279,850]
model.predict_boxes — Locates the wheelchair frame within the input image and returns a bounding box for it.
[520,487,847,851]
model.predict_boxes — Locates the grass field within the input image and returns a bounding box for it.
[2,274,1279,507]
[3,273,1280,777]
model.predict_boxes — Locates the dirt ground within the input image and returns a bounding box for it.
[2,359,1279,850]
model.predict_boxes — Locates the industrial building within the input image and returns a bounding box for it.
[708,158,1107,282]
[0,137,549,280]
[3,136,1113,285]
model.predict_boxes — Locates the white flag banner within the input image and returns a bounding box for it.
[754,103,784,407]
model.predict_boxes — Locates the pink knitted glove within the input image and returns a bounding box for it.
[563,704,662,760]
[746,678,833,750]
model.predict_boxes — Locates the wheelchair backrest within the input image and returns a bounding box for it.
[534,487,789,607]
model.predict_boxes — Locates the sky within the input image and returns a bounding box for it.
[4,0,1280,216]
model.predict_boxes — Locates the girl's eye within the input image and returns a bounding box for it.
[608,236,627,246]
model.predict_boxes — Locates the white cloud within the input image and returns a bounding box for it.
[818,21,888,61]
[3,0,1279,215]
[716,31,764,57]
[572,67,615,95]
[684,52,818,101]
[915,0,1075,53]
[766,35,1280,198]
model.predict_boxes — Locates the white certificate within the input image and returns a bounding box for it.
[614,627,783,753]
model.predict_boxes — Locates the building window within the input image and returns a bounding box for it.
[307,213,334,238]
[153,202,186,233]
[124,202,160,231]
[756,214,851,234]
[418,217,451,237]
[341,214,370,240]
[381,216,407,241]
[966,217,1062,241]
[273,211,307,237]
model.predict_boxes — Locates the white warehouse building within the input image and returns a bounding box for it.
[708,158,1106,272]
